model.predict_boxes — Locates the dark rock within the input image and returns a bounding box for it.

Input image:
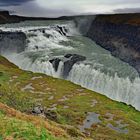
[44,33,52,38]
[35,46,39,49]
[64,54,86,61]
[64,54,73,58]
[32,105,44,115]
[57,25,67,36]
[42,29,45,34]
[49,54,86,77]
[49,58,61,72]
[0,32,27,54]
[44,110,58,121]
[63,27,68,34]
[63,54,86,78]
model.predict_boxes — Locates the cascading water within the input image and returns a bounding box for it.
[0,20,140,111]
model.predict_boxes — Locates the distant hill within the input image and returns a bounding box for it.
[94,13,140,26]
[0,11,67,24]
[0,10,140,25]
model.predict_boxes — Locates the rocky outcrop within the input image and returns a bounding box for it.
[87,14,140,74]
[0,32,27,54]
[63,54,86,78]
[32,105,58,121]
[49,58,61,72]
[57,25,67,36]
[32,105,44,115]
[49,54,86,78]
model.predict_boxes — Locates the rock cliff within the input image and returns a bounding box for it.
[87,13,140,74]
[0,32,26,55]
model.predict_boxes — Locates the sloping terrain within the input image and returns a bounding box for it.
[0,55,140,139]
[0,55,88,140]
[0,102,68,140]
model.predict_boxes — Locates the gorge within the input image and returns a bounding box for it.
[0,11,140,139]
[0,12,140,111]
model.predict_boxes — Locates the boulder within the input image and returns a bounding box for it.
[32,105,44,115]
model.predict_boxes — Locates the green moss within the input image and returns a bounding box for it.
[0,110,57,140]
[0,71,10,83]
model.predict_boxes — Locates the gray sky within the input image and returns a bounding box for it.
[0,0,140,17]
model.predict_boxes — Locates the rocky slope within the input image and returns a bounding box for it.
[0,55,88,140]
[0,102,69,140]
[87,13,140,74]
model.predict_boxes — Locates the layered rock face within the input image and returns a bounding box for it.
[87,14,140,74]
[0,32,27,54]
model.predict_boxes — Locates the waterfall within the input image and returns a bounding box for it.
[68,63,140,110]
[0,20,140,111]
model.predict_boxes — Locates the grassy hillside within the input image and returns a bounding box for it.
[0,102,65,140]
[0,55,140,139]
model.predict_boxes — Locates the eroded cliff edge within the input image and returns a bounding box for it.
[87,13,140,75]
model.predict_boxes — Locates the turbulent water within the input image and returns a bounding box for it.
[0,20,140,111]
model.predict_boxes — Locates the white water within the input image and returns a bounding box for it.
[68,63,140,110]
[0,20,140,111]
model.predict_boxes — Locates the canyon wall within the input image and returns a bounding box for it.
[0,32,26,54]
[87,14,140,74]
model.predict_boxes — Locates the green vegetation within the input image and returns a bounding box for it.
[0,110,56,140]
[0,55,140,139]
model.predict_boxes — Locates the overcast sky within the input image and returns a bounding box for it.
[0,0,140,17]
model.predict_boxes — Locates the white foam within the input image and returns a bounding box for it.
[68,63,140,110]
